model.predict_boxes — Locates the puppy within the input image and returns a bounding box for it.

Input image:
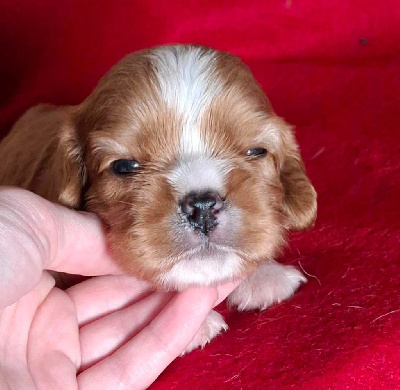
[0,44,316,352]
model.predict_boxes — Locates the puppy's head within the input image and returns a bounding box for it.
[47,45,317,288]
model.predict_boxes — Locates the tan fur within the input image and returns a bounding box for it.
[0,104,84,208]
[0,44,316,287]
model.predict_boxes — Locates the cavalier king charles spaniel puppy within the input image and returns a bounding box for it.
[0,44,316,353]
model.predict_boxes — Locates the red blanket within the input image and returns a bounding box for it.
[1,1,399,388]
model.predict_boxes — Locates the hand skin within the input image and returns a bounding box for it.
[0,188,239,390]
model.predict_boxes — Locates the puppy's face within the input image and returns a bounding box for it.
[68,45,316,288]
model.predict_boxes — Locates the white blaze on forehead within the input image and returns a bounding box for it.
[147,45,222,156]
[167,157,230,197]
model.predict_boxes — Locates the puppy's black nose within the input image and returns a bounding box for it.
[180,192,223,235]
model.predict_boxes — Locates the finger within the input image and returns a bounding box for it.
[27,287,80,390]
[0,187,122,306]
[66,275,153,326]
[67,275,241,328]
[49,201,123,276]
[78,280,240,372]
[0,272,55,389]
[215,280,242,305]
[77,287,218,390]
[79,291,175,370]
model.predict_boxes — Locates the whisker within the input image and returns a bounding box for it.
[117,200,136,207]
[107,217,133,227]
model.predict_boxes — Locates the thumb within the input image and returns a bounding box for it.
[0,187,122,308]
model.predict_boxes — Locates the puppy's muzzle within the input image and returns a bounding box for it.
[180,191,224,235]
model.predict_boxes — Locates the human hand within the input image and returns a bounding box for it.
[0,188,238,389]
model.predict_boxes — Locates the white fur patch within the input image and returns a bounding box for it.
[161,251,243,289]
[228,260,307,311]
[148,45,221,156]
[167,157,230,197]
[181,309,227,355]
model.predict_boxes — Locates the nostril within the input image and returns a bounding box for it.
[181,197,195,216]
[213,195,224,212]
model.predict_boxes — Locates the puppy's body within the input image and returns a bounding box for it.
[0,45,316,351]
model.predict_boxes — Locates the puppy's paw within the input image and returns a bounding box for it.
[228,261,307,311]
[181,310,228,355]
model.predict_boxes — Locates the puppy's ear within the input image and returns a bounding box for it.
[0,104,85,208]
[273,117,317,231]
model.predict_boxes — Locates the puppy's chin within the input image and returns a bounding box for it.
[157,247,246,290]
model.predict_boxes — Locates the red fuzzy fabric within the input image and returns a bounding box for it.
[1,1,399,389]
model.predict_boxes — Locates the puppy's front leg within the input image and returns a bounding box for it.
[181,310,227,355]
[228,261,306,311]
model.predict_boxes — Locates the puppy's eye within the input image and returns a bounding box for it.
[110,159,140,175]
[246,148,268,157]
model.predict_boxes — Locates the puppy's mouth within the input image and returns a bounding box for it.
[170,241,246,263]
[159,241,247,288]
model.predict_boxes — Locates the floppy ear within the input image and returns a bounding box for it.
[273,117,317,231]
[0,104,85,209]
